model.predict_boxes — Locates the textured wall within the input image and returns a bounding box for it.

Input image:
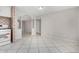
[0,17,11,28]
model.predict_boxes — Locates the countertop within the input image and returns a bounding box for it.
[0,28,11,30]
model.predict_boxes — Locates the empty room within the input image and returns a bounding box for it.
[0,6,79,53]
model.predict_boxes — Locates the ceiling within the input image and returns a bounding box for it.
[16,6,77,17]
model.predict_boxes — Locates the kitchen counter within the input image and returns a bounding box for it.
[0,28,11,30]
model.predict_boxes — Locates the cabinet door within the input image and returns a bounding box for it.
[0,7,11,17]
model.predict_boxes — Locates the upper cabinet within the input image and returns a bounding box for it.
[0,6,11,17]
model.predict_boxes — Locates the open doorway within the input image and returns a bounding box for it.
[36,19,41,35]
[22,20,32,37]
[22,16,41,38]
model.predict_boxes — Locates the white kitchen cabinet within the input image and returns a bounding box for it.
[0,7,11,17]
[0,29,11,46]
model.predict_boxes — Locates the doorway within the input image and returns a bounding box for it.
[36,19,41,35]
[22,20,32,37]
[22,17,41,38]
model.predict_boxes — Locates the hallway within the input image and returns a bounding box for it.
[0,35,78,53]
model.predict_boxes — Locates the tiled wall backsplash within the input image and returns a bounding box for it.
[0,17,11,28]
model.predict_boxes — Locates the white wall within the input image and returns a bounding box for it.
[41,7,79,41]
[15,8,24,40]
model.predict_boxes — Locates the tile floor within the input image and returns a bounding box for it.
[0,35,79,53]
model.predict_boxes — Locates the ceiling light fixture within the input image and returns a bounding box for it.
[39,6,43,10]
